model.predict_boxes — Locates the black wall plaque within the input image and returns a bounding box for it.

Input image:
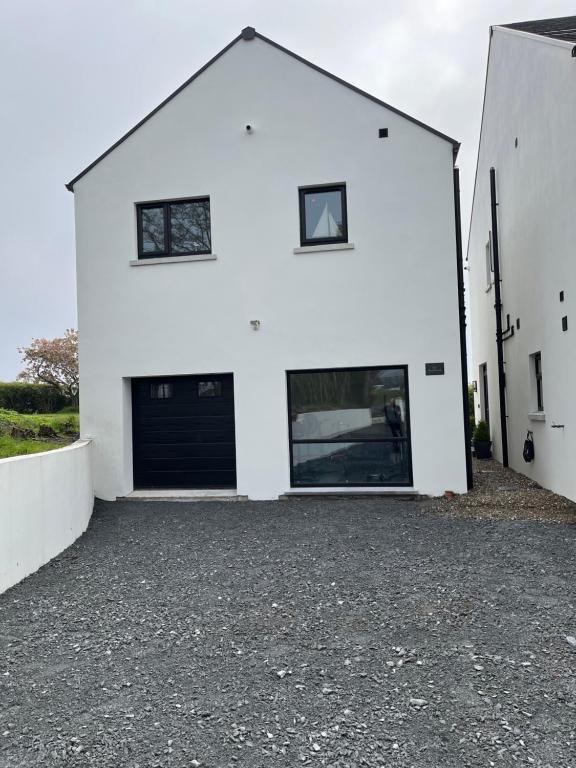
[425,362,445,376]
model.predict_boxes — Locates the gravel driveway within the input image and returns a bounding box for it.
[1,498,575,767]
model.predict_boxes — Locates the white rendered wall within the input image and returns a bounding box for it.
[469,28,576,501]
[0,441,94,594]
[73,35,467,500]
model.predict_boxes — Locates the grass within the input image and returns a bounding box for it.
[0,408,79,459]
[0,434,61,459]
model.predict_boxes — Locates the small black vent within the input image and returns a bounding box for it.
[560,290,565,302]
[516,318,520,330]
[378,128,389,138]
[562,316,568,332]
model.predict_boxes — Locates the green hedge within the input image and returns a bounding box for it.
[0,382,70,414]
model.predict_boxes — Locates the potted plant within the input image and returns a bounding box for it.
[473,420,492,459]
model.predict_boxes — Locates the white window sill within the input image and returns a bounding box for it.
[293,242,355,254]
[130,254,217,266]
[528,412,546,422]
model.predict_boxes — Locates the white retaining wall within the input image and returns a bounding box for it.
[0,440,94,594]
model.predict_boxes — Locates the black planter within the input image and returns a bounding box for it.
[474,440,492,459]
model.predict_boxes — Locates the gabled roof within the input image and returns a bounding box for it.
[66,26,459,191]
[501,16,576,43]
[466,15,576,261]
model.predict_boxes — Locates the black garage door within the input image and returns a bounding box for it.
[132,374,236,489]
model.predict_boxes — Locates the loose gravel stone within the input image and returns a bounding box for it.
[431,458,576,523]
[0,491,575,766]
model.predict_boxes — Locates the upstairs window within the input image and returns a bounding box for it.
[137,198,211,259]
[531,352,544,412]
[299,184,347,246]
[485,233,493,289]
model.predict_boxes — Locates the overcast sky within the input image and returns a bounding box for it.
[0,0,573,380]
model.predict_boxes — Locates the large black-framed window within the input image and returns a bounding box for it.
[299,184,348,246]
[137,197,211,259]
[287,366,412,487]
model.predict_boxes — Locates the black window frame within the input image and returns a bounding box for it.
[298,184,348,247]
[533,352,544,412]
[136,197,211,259]
[286,364,413,488]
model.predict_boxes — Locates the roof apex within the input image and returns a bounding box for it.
[66,29,459,191]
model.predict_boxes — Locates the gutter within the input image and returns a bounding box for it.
[489,167,509,467]
[453,168,473,490]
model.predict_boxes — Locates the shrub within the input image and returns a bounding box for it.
[0,382,70,414]
[58,403,80,414]
[473,420,490,443]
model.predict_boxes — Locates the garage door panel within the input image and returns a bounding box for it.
[136,443,237,459]
[132,374,237,489]
[135,416,236,432]
[135,402,234,418]
[134,428,233,444]
[133,469,237,488]
[137,456,237,472]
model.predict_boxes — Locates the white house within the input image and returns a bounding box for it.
[68,26,471,501]
[469,16,576,501]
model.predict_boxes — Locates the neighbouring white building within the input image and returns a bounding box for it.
[469,16,576,501]
[68,26,471,501]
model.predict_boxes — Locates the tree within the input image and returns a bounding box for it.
[18,329,79,401]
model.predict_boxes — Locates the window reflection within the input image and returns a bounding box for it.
[288,367,411,486]
[304,190,343,240]
[292,441,410,486]
[150,382,173,399]
[290,369,407,440]
[198,381,222,398]
[141,207,165,253]
[170,200,211,254]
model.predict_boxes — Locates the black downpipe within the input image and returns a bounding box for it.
[453,168,473,490]
[489,167,509,467]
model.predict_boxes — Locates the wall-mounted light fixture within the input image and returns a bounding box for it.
[250,320,261,331]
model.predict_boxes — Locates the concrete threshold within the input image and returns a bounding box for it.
[120,489,247,502]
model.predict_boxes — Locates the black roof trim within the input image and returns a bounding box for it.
[501,16,576,43]
[66,29,459,191]
[254,31,459,153]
